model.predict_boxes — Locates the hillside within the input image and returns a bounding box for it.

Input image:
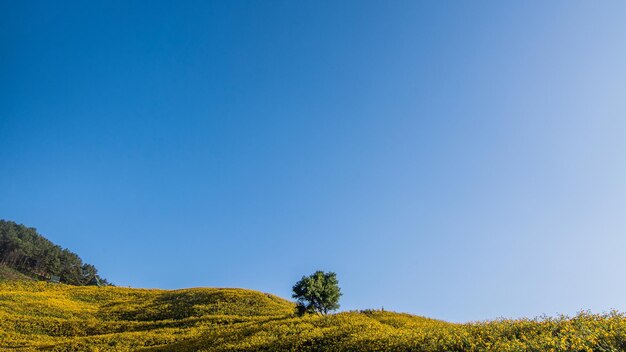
[0,263,33,282]
[2,281,626,351]
[0,220,109,285]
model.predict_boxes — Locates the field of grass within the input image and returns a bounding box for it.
[1,281,626,351]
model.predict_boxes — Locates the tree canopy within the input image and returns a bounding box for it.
[0,220,110,285]
[292,270,341,315]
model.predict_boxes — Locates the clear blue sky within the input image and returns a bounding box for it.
[2,1,625,322]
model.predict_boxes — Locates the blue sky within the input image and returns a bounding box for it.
[2,1,626,322]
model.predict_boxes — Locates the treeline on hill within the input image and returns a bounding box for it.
[0,220,110,285]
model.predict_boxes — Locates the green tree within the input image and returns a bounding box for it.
[292,270,341,315]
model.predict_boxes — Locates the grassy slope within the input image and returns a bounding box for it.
[1,282,626,352]
[0,264,34,282]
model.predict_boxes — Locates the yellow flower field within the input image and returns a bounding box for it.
[1,281,625,351]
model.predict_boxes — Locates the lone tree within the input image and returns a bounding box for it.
[292,270,341,315]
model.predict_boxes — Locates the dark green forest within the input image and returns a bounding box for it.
[0,220,109,285]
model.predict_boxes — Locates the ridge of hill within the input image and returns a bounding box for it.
[2,281,626,351]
